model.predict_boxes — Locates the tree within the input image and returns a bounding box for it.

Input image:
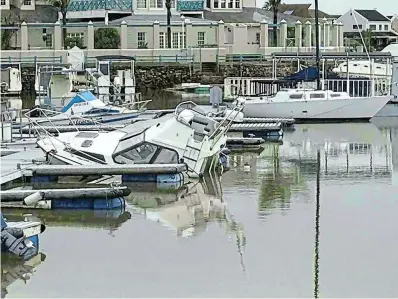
[94,28,120,49]
[362,29,375,52]
[262,0,282,46]
[48,0,70,49]
[165,0,172,48]
[1,14,18,50]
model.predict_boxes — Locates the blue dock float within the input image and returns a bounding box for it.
[0,187,130,210]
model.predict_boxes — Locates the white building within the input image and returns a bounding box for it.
[337,9,398,49]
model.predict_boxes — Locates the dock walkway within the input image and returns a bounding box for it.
[0,148,44,186]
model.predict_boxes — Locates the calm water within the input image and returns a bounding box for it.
[2,96,398,297]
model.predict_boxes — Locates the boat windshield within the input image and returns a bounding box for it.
[113,129,179,164]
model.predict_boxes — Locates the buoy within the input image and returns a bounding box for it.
[243,163,250,172]
[22,191,44,206]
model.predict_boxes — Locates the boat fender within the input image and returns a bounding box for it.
[114,100,122,106]
[23,191,45,206]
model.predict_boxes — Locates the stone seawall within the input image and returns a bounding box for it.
[21,63,294,94]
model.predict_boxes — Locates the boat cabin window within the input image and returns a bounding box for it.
[154,148,178,164]
[76,132,99,138]
[81,140,93,148]
[114,142,158,164]
[330,93,341,98]
[289,93,303,99]
[115,131,145,153]
[113,142,179,164]
[310,93,325,99]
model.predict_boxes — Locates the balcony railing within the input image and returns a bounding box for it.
[177,0,204,11]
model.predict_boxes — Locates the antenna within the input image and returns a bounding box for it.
[314,0,321,90]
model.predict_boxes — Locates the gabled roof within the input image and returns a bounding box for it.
[68,0,132,12]
[5,4,58,23]
[275,3,329,19]
[355,9,390,22]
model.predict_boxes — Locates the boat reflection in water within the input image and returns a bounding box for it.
[1,252,46,298]
[3,209,132,236]
[262,123,395,184]
[128,175,246,269]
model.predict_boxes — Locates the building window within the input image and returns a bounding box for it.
[384,24,388,31]
[159,32,166,48]
[179,32,186,48]
[138,32,147,48]
[352,24,362,30]
[214,0,218,8]
[45,34,53,48]
[379,25,382,30]
[370,25,376,31]
[150,0,163,8]
[221,0,226,8]
[137,0,146,8]
[235,0,240,8]
[206,0,210,8]
[23,0,31,4]
[172,32,179,48]
[256,32,260,44]
[228,0,233,8]
[1,0,6,5]
[197,31,205,46]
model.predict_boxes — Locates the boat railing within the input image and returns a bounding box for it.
[224,77,391,98]
[174,101,207,117]
[24,107,126,135]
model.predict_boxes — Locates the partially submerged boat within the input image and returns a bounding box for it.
[34,101,244,177]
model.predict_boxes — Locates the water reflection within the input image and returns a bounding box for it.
[1,253,46,298]
[2,209,131,234]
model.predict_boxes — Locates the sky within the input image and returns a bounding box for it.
[257,0,398,16]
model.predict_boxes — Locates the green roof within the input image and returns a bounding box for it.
[67,0,132,12]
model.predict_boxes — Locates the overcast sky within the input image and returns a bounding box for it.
[258,0,398,16]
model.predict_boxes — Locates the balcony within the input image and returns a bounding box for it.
[177,0,204,11]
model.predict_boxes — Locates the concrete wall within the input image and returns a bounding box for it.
[1,20,344,61]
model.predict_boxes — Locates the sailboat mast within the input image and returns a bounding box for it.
[314,0,321,90]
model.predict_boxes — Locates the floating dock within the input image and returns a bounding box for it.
[1,186,129,210]
[24,164,187,184]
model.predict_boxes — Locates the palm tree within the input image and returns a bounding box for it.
[165,0,172,48]
[262,0,281,46]
[48,0,70,49]
[362,28,375,52]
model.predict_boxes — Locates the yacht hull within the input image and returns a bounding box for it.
[242,96,391,121]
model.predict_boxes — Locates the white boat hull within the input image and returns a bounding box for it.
[242,96,391,120]
[374,103,398,117]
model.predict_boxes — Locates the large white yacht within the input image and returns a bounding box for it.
[236,88,391,121]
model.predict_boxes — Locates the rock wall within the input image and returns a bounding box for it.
[21,63,295,94]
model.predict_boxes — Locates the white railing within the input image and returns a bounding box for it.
[224,77,391,99]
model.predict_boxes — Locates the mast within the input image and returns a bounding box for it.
[314,0,321,90]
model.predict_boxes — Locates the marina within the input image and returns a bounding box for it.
[1,13,398,297]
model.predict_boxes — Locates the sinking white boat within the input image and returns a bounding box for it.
[35,102,244,177]
[237,88,391,121]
